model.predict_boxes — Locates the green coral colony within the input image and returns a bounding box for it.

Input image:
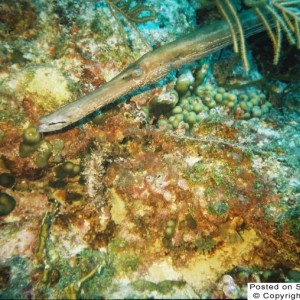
[0,173,16,216]
[0,192,16,216]
[0,173,15,188]
[54,161,81,179]
[152,66,272,131]
[19,127,54,168]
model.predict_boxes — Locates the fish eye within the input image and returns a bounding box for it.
[132,67,143,77]
[122,66,144,80]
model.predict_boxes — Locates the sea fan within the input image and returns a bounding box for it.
[215,0,300,69]
[104,0,156,50]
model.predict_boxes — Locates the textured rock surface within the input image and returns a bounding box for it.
[0,0,299,299]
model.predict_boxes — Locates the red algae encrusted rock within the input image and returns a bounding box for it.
[82,104,299,267]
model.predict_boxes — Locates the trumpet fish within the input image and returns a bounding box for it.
[38,10,267,133]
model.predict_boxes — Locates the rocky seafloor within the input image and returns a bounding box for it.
[0,0,299,299]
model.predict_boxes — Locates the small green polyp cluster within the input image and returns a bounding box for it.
[235,92,272,119]
[19,127,42,157]
[162,219,177,248]
[55,161,81,179]
[156,67,273,131]
[33,141,54,168]
[19,127,53,168]
[164,219,176,238]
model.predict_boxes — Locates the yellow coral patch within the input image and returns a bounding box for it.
[109,188,127,225]
[142,229,262,292]
[179,228,262,291]
[26,66,72,112]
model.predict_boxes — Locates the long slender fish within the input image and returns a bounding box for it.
[38,10,268,133]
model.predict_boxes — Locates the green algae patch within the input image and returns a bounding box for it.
[207,201,229,216]
[107,238,140,273]
[117,252,140,273]
[0,95,26,125]
[194,236,217,254]
[186,161,205,184]
[131,279,186,295]
[0,256,31,300]
[275,202,300,242]
[39,249,115,299]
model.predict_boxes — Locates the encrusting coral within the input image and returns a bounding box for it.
[147,62,272,133]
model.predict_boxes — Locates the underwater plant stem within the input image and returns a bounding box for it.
[225,0,250,71]
[266,3,296,44]
[35,202,59,264]
[254,6,280,64]
[215,0,239,53]
[38,9,271,133]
